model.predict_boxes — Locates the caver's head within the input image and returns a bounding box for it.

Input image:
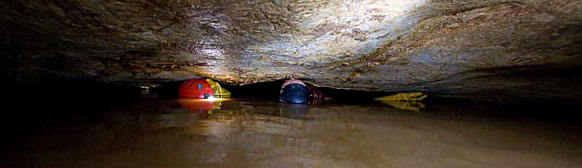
[280,84,311,104]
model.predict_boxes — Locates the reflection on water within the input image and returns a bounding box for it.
[3,98,582,168]
[178,99,223,115]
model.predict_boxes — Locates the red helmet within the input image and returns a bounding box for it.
[178,79,214,99]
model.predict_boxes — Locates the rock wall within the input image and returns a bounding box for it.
[1,0,581,101]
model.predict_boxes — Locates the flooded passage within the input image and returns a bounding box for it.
[2,97,582,168]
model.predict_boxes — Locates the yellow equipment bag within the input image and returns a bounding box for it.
[206,79,231,98]
[374,92,427,101]
[375,92,428,112]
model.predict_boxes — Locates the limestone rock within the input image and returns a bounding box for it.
[1,0,581,102]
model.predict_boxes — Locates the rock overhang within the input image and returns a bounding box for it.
[1,0,581,102]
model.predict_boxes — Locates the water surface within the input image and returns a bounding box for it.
[2,97,581,168]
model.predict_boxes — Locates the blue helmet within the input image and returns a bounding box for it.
[280,84,311,104]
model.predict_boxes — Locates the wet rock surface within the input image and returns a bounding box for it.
[1,0,581,102]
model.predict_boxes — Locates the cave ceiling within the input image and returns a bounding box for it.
[1,0,582,101]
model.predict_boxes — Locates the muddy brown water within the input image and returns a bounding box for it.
[1,97,581,168]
